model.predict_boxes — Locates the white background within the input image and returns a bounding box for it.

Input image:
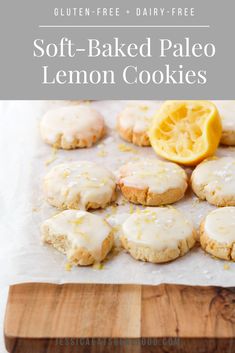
[0,288,8,353]
[0,102,10,352]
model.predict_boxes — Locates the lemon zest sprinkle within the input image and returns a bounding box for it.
[65,262,73,272]
[139,105,149,112]
[69,217,84,225]
[118,143,138,154]
[223,263,230,270]
[93,262,104,270]
[45,146,58,166]
[97,149,108,157]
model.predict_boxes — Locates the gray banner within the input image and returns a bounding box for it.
[0,0,234,99]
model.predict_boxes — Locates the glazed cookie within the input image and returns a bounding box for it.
[117,102,161,146]
[117,159,188,206]
[215,101,235,145]
[40,105,105,149]
[121,208,196,263]
[191,157,235,206]
[44,161,116,210]
[200,207,235,261]
[41,210,114,266]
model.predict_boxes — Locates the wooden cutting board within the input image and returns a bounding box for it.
[4,283,235,353]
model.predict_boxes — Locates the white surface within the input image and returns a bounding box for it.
[1,100,235,287]
[0,103,10,353]
[0,288,8,353]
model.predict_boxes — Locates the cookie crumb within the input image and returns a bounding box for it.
[32,207,39,212]
[113,225,120,234]
[192,197,201,206]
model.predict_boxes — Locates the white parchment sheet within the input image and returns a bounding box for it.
[1,100,235,287]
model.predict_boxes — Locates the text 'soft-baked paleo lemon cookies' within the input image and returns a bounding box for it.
[214,101,235,145]
[117,159,188,206]
[43,161,116,210]
[117,102,162,146]
[200,207,235,261]
[41,210,114,266]
[191,157,235,206]
[121,208,196,263]
[40,105,105,149]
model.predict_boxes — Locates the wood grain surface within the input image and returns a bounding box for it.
[4,283,235,353]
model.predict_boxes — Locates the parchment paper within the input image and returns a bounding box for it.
[1,100,235,287]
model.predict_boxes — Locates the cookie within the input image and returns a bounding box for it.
[117,102,161,146]
[200,207,235,261]
[41,210,114,266]
[215,101,235,145]
[44,161,116,210]
[40,105,105,149]
[121,208,196,263]
[191,157,235,206]
[117,159,188,206]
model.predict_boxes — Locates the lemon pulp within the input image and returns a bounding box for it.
[149,101,222,166]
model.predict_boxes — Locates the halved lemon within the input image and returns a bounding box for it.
[149,100,222,166]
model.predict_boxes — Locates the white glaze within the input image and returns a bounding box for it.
[44,161,116,209]
[118,103,162,133]
[192,157,235,197]
[118,159,187,193]
[122,208,194,250]
[204,207,235,244]
[215,101,235,131]
[40,105,104,145]
[41,210,111,259]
